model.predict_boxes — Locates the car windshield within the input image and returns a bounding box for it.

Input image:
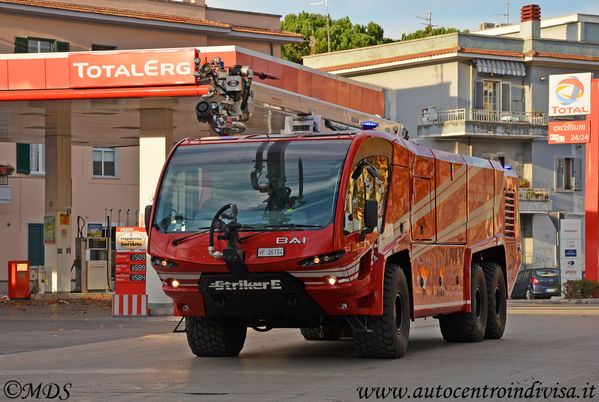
[534,269,559,277]
[153,139,351,233]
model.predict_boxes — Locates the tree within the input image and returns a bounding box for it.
[280,12,392,63]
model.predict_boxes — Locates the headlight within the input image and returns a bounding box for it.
[297,250,345,266]
[150,256,179,268]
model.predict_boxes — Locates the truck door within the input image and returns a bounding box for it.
[410,155,435,242]
[342,138,392,275]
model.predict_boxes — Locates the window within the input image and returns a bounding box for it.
[91,44,117,51]
[483,81,499,112]
[15,37,69,53]
[475,80,511,112]
[92,147,118,178]
[344,156,389,234]
[153,140,350,233]
[555,156,582,191]
[482,152,505,167]
[30,144,45,175]
[520,214,533,238]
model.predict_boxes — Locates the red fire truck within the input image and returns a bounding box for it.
[144,59,520,358]
[145,122,520,359]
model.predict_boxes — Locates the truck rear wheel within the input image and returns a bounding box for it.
[300,326,345,341]
[439,264,487,342]
[483,262,507,339]
[185,316,246,357]
[353,264,410,358]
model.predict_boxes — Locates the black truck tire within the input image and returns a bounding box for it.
[300,326,345,341]
[439,264,488,342]
[185,316,247,357]
[353,264,410,358]
[483,262,507,339]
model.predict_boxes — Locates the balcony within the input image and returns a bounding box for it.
[519,187,552,214]
[417,108,548,139]
[0,164,13,203]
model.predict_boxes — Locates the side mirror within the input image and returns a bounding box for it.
[360,199,378,241]
[144,204,153,234]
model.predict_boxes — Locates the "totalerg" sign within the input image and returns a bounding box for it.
[69,48,196,88]
[548,73,592,116]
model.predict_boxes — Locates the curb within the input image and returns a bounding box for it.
[509,298,599,305]
[30,292,113,301]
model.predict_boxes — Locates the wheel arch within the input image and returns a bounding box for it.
[472,245,506,284]
[386,249,414,320]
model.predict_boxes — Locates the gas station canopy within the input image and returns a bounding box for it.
[0,45,401,146]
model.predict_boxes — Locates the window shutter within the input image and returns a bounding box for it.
[501,82,510,112]
[555,157,564,190]
[572,157,582,190]
[475,81,483,109]
[16,143,31,174]
[28,223,45,266]
[15,37,28,53]
[56,41,70,52]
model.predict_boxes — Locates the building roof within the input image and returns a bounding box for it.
[473,13,599,37]
[0,0,304,41]
[304,32,599,74]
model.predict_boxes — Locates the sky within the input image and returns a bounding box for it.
[206,0,599,40]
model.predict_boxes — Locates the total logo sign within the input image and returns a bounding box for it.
[69,49,196,88]
[548,73,592,116]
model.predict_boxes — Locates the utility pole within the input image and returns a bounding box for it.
[310,0,330,52]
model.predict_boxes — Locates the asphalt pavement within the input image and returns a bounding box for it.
[1,298,598,401]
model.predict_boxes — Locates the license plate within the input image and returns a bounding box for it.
[257,247,284,257]
[546,288,557,292]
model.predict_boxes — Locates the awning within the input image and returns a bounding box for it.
[476,59,526,77]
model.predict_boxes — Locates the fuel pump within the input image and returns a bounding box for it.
[74,217,110,292]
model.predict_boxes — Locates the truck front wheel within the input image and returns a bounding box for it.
[353,264,410,358]
[185,316,246,357]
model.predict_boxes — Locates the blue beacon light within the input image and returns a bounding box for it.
[360,121,379,130]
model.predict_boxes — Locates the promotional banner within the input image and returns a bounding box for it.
[114,227,148,316]
[548,120,590,144]
[549,73,592,116]
[115,227,148,295]
[560,219,583,285]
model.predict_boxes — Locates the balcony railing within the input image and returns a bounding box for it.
[519,187,550,201]
[420,108,548,125]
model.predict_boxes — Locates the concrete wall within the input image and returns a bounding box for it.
[0,1,290,55]
[0,143,139,286]
[206,8,281,31]
[206,37,279,58]
[346,62,459,138]
[584,22,599,42]
[0,12,209,53]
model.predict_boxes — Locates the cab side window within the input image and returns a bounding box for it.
[344,156,389,234]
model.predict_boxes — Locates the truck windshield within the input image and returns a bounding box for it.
[154,139,351,233]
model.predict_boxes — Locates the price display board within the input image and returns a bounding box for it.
[115,227,148,295]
